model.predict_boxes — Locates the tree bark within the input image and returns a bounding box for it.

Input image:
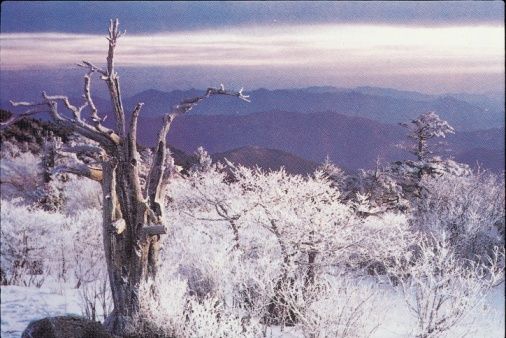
[101,158,162,334]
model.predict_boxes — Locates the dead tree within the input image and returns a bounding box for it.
[2,19,249,335]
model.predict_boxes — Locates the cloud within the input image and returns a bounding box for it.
[1,24,503,76]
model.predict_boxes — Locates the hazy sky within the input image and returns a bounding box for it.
[1,1,504,94]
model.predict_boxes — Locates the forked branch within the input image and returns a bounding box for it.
[82,70,120,144]
[7,94,115,148]
[145,85,250,216]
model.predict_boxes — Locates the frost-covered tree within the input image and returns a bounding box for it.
[1,19,249,335]
[386,112,471,200]
[346,166,409,214]
[190,146,213,174]
[171,166,252,252]
[220,167,411,326]
[399,111,454,161]
[164,164,408,333]
[317,155,346,190]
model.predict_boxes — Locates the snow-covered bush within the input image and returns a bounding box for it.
[182,296,260,338]
[0,198,110,319]
[0,199,65,286]
[386,157,472,200]
[413,172,505,260]
[61,176,102,214]
[70,209,111,321]
[0,141,43,203]
[317,155,347,191]
[190,146,214,174]
[276,276,383,338]
[133,266,260,338]
[0,139,75,212]
[165,163,413,330]
[386,234,504,338]
[133,268,189,337]
[346,167,409,214]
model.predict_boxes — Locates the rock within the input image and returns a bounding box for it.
[21,315,115,338]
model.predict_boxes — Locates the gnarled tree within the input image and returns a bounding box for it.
[2,19,249,335]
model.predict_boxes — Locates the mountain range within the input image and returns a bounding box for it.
[2,86,503,173]
[139,110,504,172]
[117,86,504,131]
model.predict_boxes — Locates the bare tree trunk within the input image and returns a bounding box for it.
[101,152,163,334]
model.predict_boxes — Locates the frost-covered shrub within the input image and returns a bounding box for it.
[344,165,410,214]
[0,198,109,310]
[0,199,66,285]
[190,146,213,174]
[386,234,504,338]
[79,273,112,322]
[133,270,188,337]
[276,276,383,338]
[1,139,70,211]
[0,142,43,203]
[182,296,260,338]
[133,268,260,338]
[165,164,413,329]
[68,208,111,320]
[62,176,102,214]
[413,172,505,259]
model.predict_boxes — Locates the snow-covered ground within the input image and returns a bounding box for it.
[371,282,505,338]
[1,283,504,338]
[1,285,81,338]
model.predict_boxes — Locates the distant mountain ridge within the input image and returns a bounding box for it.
[137,110,504,172]
[116,86,503,131]
[2,85,503,172]
[2,85,503,131]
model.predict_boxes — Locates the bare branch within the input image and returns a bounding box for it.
[41,92,116,147]
[7,94,116,148]
[83,73,100,121]
[0,102,50,130]
[142,225,167,236]
[145,85,250,211]
[106,19,120,76]
[52,163,103,182]
[172,84,250,117]
[128,103,144,156]
[103,18,126,137]
[60,144,105,157]
[122,102,145,201]
[78,60,107,76]
[42,93,87,120]
[82,71,120,144]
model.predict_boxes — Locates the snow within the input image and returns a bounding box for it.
[1,284,503,338]
[1,285,81,338]
[373,283,505,338]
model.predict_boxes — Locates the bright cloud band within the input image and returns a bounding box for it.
[1,24,504,76]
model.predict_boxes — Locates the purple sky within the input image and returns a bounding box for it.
[1,1,504,94]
